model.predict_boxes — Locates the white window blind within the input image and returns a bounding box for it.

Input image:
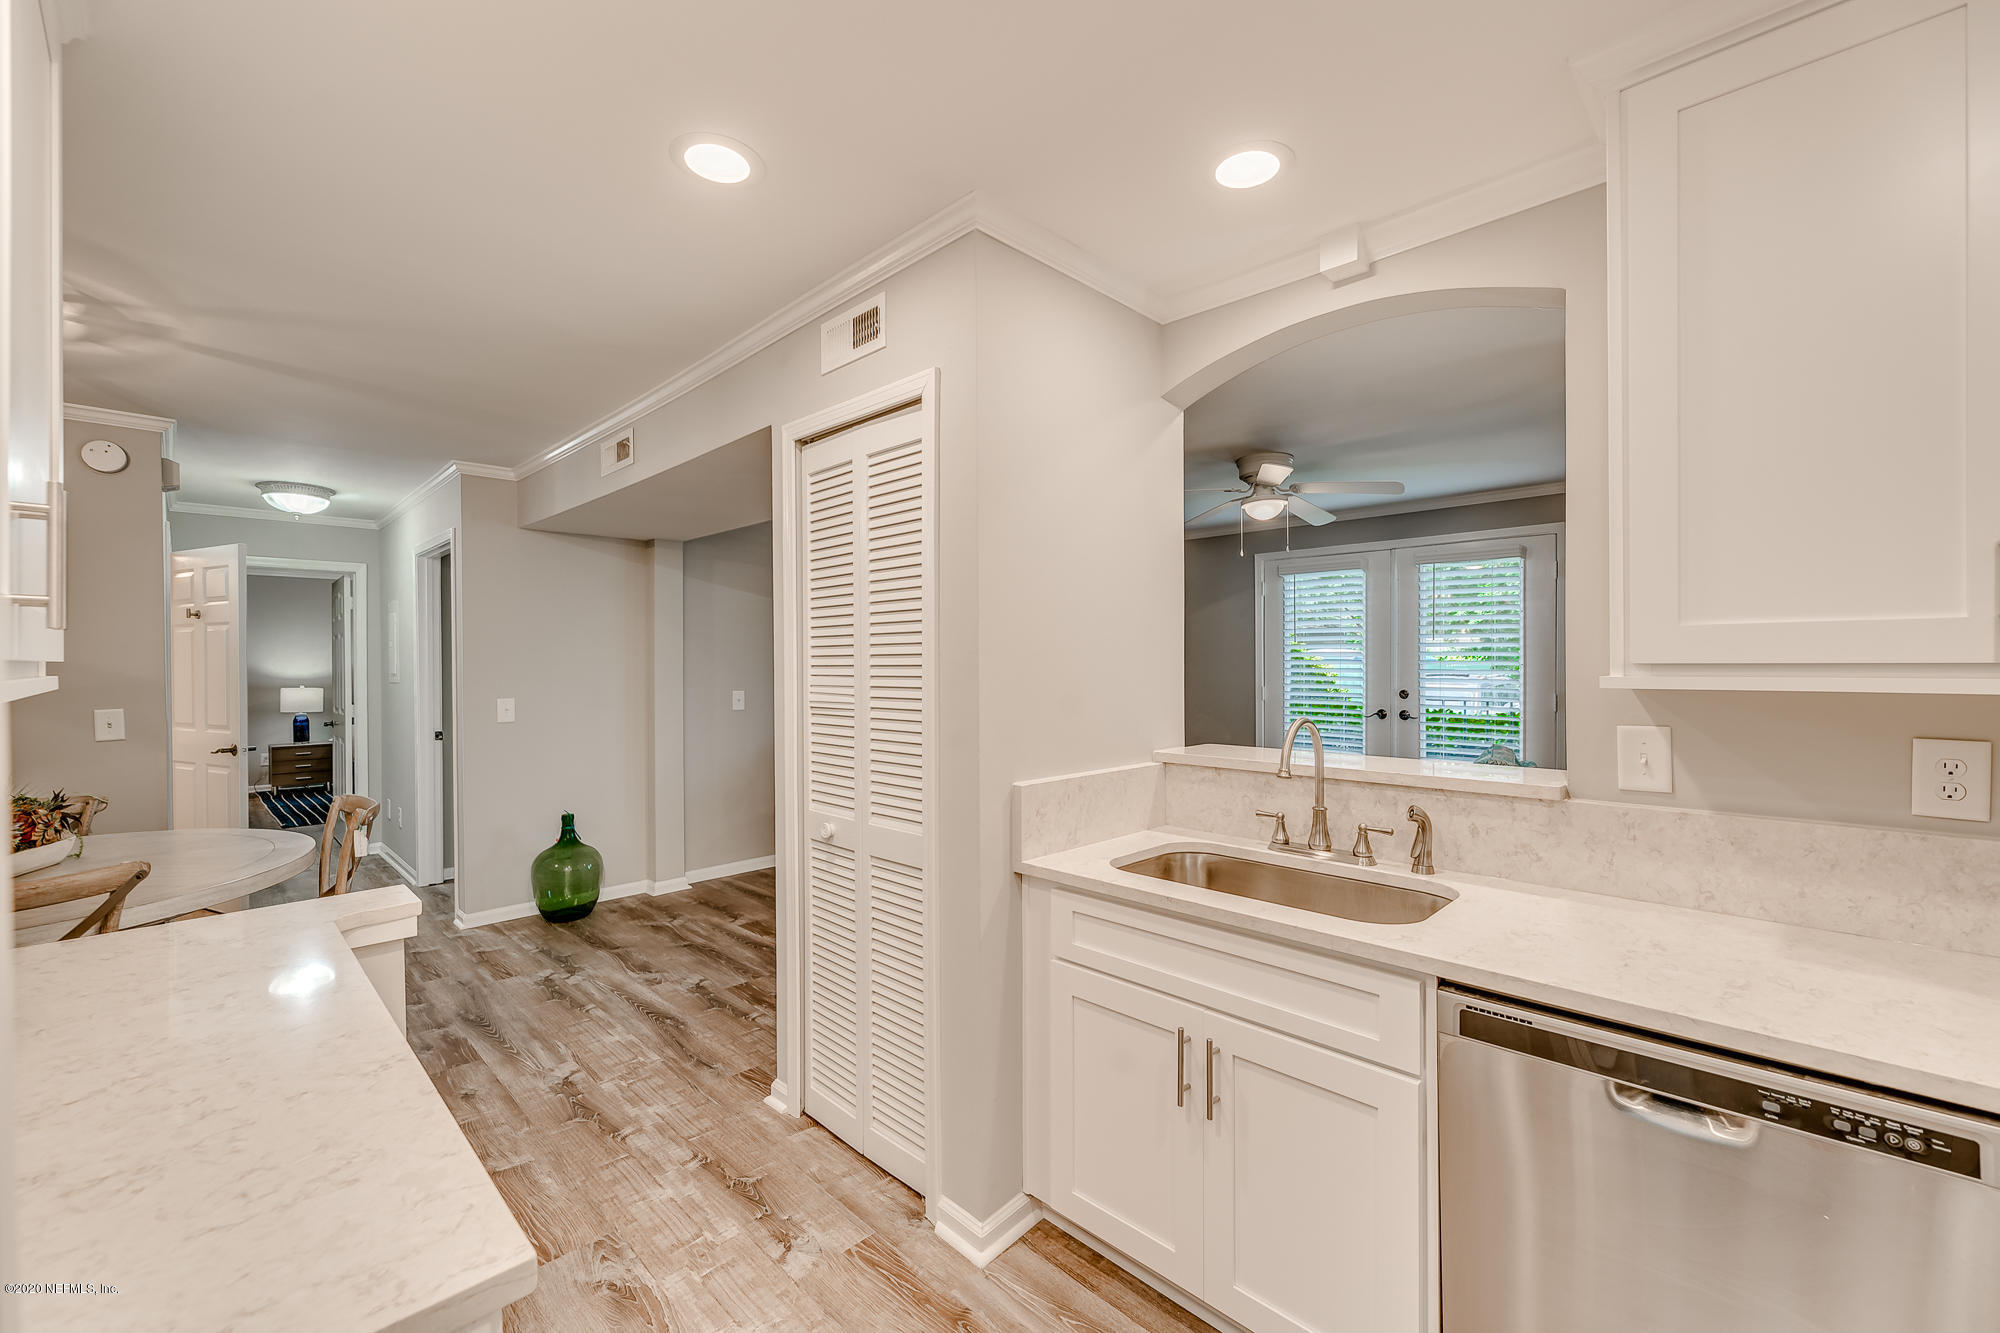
[1279,566,1367,754]
[1416,556,1525,761]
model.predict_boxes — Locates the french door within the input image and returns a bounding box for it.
[1259,530,1561,767]
[791,377,937,1193]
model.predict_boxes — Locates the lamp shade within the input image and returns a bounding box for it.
[279,686,325,714]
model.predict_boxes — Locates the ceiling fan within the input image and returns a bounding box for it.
[1187,450,1406,528]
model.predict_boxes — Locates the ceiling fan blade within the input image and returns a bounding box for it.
[1285,495,1336,526]
[1185,498,1242,525]
[1184,487,1248,494]
[1292,481,1407,496]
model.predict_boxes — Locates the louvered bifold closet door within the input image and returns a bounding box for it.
[797,399,934,1194]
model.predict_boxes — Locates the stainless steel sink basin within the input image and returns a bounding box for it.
[1118,850,1453,925]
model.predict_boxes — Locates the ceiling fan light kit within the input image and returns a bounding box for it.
[1184,450,1407,553]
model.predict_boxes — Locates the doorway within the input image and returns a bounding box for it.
[239,556,371,820]
[412,533,459,895]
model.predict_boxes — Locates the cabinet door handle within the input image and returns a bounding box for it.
[1205,1039,1219,1121]
[1175,1027,1190,1108]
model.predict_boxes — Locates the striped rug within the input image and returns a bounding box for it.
[259,786,332,829]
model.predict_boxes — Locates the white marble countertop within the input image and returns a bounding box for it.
[1153,744,1570,799]
[1021,827,2000,1118]
[13,887,537,1331]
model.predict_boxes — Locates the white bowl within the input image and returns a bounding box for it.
[12,834,78,875]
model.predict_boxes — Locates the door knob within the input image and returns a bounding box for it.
[434,730,445,741]
[1398,709,1415,721]
[1369,708,1388,720]
[210,744,239,755]
[816,823,836,842]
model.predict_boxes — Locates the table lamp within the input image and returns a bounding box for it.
[279,686,324,742]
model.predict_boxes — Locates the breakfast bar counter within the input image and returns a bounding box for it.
[10,887,535,1331]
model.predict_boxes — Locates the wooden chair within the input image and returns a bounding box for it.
[14,861,150,939]
[318,795,382,896]
[61,795,108,835]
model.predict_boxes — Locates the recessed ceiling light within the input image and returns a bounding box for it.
[257,481,335,515]
[673,132,762,185]
[1214,142,1292,189]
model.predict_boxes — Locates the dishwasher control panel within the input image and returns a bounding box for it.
[1747,1087,1976,1175]
[1450,998,1987,1182]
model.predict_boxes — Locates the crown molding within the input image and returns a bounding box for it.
[168,500,380,531]
[509,192,1171,483]
[1569,0,1833,135]
[476,151,1604,498]
[1154,143,1606,322]
[377,459,511,528]
[65,401,177,457]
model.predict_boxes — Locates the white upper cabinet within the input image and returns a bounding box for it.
[1608,0,2000,690]
[2,0,65,699]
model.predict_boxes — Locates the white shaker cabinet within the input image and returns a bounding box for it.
[1606,0,2000,691]
[1043,962,1207,1293]
[1203,1014,1422,1333]
[1026,882,1429,1333]
[1,0,66,700]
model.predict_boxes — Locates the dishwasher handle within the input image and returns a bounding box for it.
[1608,1081,1760,1148]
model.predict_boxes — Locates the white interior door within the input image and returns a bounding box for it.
[169,544,247,828]
[796,391,936,1193]
[329,576,351,795]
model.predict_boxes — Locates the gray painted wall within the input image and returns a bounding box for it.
[244,575,336,752]
[682,522,774,872]
[456,475,652,914]
[1185,493,1567,746]
[168,510,386,801]
[13,421,170,832]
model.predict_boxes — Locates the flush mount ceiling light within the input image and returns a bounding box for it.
[673,132,763,185]
[1214,141,1293,189]
[256,481,335,515]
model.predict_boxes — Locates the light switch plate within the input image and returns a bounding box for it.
[496,697,516,723]
[1911,738,1991,821]
[1616,725,1673,793]
[732,690,745,711]
[93,708,125,742]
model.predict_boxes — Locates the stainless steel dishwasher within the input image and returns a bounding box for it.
[1439,987,2000,1332]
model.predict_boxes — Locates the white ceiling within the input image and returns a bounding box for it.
[1181,304,1566,533]
[61,0,1672,521]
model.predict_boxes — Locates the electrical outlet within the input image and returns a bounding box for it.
[1911,739,1991,821]
[1616,725,1673,793]
[496,697,515,723]
[93,708,125,742]
[732,690,745,711]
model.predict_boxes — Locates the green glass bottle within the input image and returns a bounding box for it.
[531,812,601,923]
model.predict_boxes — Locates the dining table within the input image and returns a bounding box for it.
[12,827,317,946]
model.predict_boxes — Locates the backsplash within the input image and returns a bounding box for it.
[1016,761,2000,959]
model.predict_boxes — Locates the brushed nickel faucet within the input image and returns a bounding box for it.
[1350,823,1394,866]
[1407,804,1436,875]
[1276,718,1335,856]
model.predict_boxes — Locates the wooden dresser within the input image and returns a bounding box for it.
[268,742,333,790]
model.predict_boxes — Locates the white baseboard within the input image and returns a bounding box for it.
[451,879,650,931]
[370,842,418,886]
[931,1193,1043,1269]
[650,877,692,897]
[763,1078,799,1117]
[680,853,776,885]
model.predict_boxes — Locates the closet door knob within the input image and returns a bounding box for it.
[815,823,836,842]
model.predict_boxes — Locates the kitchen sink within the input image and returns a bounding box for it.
[1117,850,1453,925]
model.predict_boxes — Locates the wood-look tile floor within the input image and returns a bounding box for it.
[401,868,1217,1333]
